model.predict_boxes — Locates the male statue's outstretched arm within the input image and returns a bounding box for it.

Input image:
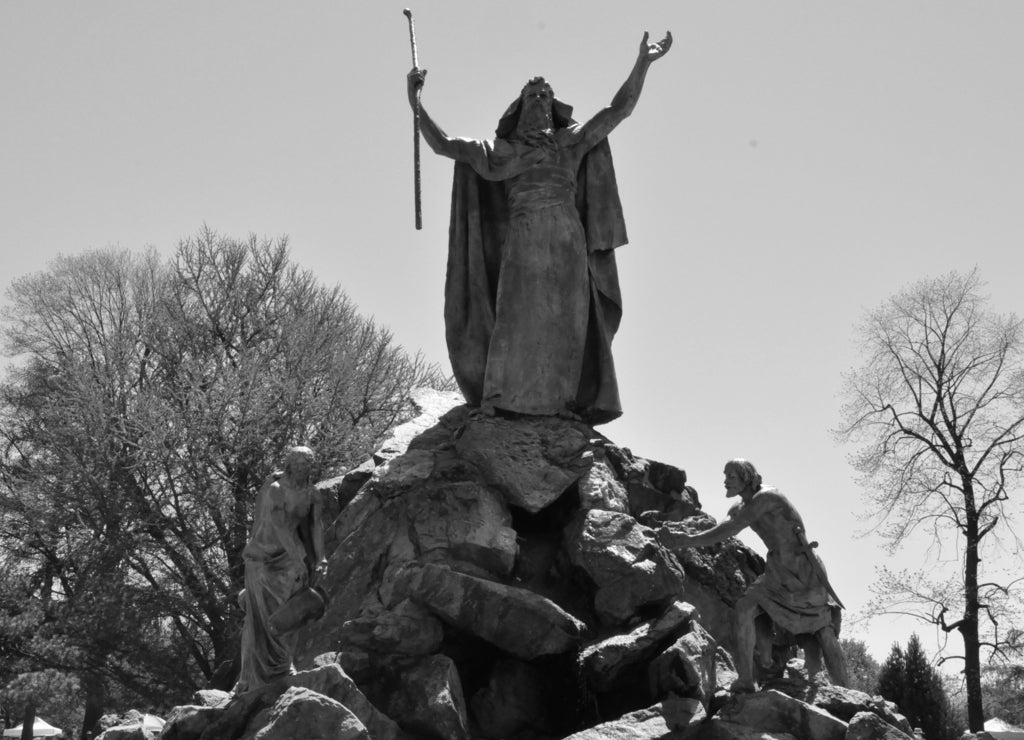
[407,68,460,159]
[580,31,672,147]
[658,492,767,549]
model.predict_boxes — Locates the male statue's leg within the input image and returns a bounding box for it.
[815,625,850,687]
[799,635,823,680]
[731,595,759,692]
[754,614,774,672]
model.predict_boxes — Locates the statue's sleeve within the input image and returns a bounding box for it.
[445,138,513,182]
[576,138,627,254]
[445,158,508,406]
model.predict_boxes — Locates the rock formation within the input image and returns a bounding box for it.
[160,389,916,739]
[94,709,165,740]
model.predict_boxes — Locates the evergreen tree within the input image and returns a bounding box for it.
[876,635,961,740]
[841,638,881,695]
[877,642,906,705]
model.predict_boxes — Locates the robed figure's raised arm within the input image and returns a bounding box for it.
[407,68,459,159]
[406,68,547,179]
[575,31,672,150]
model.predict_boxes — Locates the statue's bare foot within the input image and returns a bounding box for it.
[556,409,582,421]
[729,678,757,694]
[468,405,496,420]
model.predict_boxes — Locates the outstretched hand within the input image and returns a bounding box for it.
[639,30,672,63]
[407,67,427,107]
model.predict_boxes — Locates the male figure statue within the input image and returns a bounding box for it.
[658,459,849,692]
[407,32,671,423]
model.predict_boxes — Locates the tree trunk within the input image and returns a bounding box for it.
[20,703,35,740]
[80,673,106,740]
[209,619,242,691]
[228,467,251,585]
[962,481,984,731]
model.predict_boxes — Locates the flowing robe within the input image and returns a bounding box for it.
[444,123,627,423]
[235,474,315,692]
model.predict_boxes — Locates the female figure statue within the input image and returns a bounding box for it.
[235,446,327,691]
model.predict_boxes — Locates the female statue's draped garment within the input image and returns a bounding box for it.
[235,473,316,692]
[444,113,627,424]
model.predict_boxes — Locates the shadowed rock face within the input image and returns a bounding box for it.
[295,389,765,736]
[156,664,403,740]
[159,389,913,739]
[563,508,686,625]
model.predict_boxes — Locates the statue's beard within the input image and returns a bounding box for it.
[511,102,555,148]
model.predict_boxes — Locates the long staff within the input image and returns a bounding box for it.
[403,8,422,230]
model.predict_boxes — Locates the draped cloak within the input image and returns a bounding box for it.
[234,473,316,692]
[743,490,842,640]
[748,541,841,638]
[443,102,628,424]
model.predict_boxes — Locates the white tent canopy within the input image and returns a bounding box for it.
[3,717,63,738]
[141,714,164,731]
[985,718,1024,740]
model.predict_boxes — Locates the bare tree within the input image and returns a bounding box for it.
[835,268,1024,731]
[0,230,452,734]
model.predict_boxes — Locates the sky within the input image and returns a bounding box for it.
[2,1,1023,668]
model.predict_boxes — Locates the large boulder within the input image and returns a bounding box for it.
[192,690,231,708]
[159,664,404,740]
[375,388,467,465]
[160,706,222,740]
[470,659,551,738]
[845,711,915,740]
[453,414,591,513]
[562,703,702,739]
[94,710,164,740]
[369,654,470,740]
[564,509,687,625]
[394,562,586,659]
[762,676,912,734]
[336,598,444,656]
[95,725,158,740]
[285,665,403,740]
[581,601,697,692]
[648,619,719,707]
[249,686,369,740]
[686,722,799,739]
[711,689,848,740]
[577,449,630,513]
